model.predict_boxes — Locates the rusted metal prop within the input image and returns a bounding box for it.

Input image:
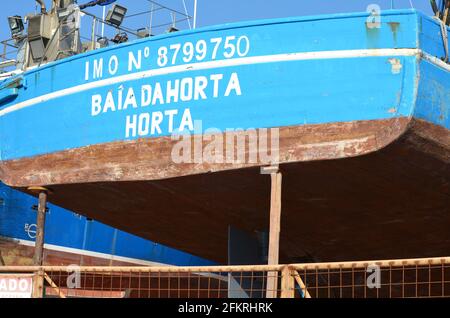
[27,187,51,298]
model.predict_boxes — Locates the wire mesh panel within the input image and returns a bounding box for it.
[292,257,450,298]
[2,257,450,298]
[37,266,284,298]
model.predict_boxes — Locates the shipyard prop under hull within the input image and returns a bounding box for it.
[0,10,448,263]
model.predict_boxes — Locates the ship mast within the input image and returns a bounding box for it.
[431,0,450,24]
[193,0,198,29]
[35,0,46,13]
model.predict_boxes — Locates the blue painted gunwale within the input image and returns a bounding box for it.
[0,9,448,163]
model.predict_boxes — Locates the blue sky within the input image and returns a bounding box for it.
[1,1,433,46]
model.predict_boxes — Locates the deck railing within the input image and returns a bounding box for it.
[1,257,450,298]
[0,39,18,62]
[0,39,18,72]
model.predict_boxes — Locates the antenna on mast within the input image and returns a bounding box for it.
[193,0,198,29]
[101,6,106,37]
[182,0,192,29]
[149,2,154,35]
[168,12,179,32]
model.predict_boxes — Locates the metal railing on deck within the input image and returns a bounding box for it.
[1,257,450,298]
[1,39,18,61]
[0,39,19,72]
[80,1,193,51]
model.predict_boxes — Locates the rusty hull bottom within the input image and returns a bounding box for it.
[1,118,408,187]
[5,118,449,264]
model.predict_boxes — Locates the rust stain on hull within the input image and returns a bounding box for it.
[388,22,400,46]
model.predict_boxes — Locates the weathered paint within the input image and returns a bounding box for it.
[415,58,450,130]
[388,58,403,74]
[388,22,401,46]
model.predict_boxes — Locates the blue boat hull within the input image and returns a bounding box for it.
[0,182,213,266]
[0,10,448,263]
[0,9,448,186]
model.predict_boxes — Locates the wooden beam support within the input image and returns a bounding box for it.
[268,171,282,265]
[262,166,282,298]
[44,273,67,298]
[293,270,311,298]
[32,270,44,299]
[0,251,5,266]
[280,266,295,298]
